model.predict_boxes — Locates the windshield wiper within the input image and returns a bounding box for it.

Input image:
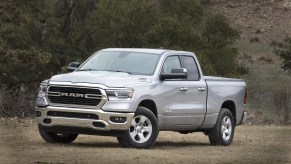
[78,69,98,71]
[103,70,132,74]
[78,69,133,74]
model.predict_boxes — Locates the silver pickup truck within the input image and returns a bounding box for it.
[35,48,247,148]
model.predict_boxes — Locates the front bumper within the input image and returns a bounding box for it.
[35,106,134,131]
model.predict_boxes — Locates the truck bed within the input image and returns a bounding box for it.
[204,76,244,82]
[201,76,246,128]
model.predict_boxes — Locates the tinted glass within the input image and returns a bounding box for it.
[180,56,200,80]
[79,51,160,75]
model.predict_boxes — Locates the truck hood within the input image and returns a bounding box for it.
[49,71,152,87]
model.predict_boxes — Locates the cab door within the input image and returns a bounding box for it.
[158,55,207,128]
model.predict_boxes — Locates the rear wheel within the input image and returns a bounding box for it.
[117,106,159,148]
[208,108,235,146]
[38,125,78,143]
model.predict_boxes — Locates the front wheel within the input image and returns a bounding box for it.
[38,125,78,143]
[117,106,159,148]
[208,108,235,146]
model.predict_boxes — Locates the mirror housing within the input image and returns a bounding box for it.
[160,68,187,80]
[67,62,81,72]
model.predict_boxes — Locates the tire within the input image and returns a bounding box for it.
[117,106,159,149]
[208,108,235,146]
[38,125,78,143]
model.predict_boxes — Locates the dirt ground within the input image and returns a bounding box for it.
[0,118,291,164]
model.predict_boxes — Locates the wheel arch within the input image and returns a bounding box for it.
[138,99,158,119]
[221,100,236,123]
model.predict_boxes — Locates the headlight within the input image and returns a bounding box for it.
[36,81,49,107]
[36,97,48,107]
[38,84,47,97]
[106,88,134,101]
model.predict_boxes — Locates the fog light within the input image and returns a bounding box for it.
[110,116,126,123]
[92,122,105,128]
[35,111,41,117]
[43,118,51,124]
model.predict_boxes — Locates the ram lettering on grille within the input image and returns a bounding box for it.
[47,86,102,106]
[60,92,85,98]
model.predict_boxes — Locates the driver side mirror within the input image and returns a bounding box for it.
[67,62,81,72]
[160,68,187,80]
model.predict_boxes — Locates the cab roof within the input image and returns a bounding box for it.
[101,48,193,55]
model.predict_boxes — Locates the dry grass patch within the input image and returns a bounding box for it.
[0,118,291,163]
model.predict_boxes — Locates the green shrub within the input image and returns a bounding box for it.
[0,0,245,116]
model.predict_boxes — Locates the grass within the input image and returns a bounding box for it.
[236,38,291,124]
[236,39,274,57]
[1,118,291,163]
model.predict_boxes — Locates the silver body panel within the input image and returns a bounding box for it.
[36,106,134,130]
[36,48,247,132]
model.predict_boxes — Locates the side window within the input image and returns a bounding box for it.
[180,56,200,81]
[162,56,182,73]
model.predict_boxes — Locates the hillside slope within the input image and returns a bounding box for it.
[212,0,291,41]
[211,0,291,124]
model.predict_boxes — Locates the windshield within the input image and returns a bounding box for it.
[78,51,161,75]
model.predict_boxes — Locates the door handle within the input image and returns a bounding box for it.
[180,87,188,91]
[198,87,206,92]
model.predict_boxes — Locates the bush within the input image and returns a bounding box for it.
[275,38,291,72]
[0,0,245,116]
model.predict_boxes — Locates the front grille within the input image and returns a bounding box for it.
[47,111,99,120]
[48,86,102,106]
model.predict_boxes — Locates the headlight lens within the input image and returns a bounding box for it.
[38,84,47,97]
[106,88,134,101]
[36,97,48,107]
[36,83,48,107]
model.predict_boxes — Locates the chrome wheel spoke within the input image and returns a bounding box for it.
[225,128,230,135]
[129,129,137,139]
[143,125,152,133]
[132,118,138,127]
[137,133,147,143]
[225,118,231,126]
[223,132,227,140]
[139,116,148,124]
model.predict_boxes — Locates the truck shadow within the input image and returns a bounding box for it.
[70,142,119,148]
[154,141,210,148]
[69,141,210,148]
